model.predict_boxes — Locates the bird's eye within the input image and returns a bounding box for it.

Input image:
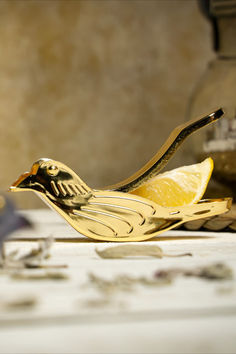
[47,165,59,177]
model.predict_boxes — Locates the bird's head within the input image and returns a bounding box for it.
[10,158,92,205]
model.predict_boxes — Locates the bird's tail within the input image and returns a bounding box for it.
[167,198,232,223]
[147,198,231,235]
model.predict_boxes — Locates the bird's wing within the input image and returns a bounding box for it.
[50,179,91,197]
[68,190,180,241]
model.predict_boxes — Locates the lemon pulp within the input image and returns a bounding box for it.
[131,158,214,207]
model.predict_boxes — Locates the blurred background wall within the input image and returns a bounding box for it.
[0,0,214,208]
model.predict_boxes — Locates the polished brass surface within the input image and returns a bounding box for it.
[10,156,231,242]
[108,108,224,192]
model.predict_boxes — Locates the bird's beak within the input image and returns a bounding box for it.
[10,172,34,192]
[9,163,39,193]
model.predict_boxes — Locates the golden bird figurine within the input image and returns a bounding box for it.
[10,158,231,241]
[9,109,231,242]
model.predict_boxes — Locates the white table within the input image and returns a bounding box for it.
[1,210,236,354]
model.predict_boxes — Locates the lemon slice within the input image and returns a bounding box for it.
[131,158,214,207]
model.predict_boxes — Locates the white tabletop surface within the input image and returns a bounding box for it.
[1,209,236,354]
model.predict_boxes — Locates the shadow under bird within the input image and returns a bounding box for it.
[9,109,231,242]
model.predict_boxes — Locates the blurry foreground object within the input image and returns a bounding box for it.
[187,0,236,198]
[0,195,31,252]
[9,110,232,242]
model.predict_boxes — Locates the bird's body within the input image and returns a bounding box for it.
[10,158,231,242]
[45,189,180,242]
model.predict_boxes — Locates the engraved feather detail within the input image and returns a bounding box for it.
[50,180,89,198]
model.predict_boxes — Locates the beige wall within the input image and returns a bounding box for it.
[0,0,214,208]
